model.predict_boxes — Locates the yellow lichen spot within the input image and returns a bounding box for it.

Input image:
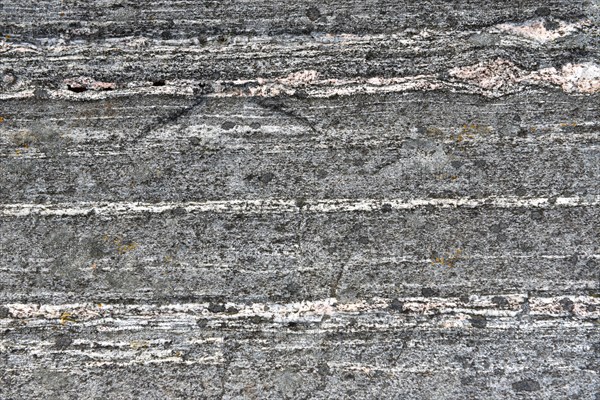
[97,303,103,308]
[431,256,444,266]
[461,123,492,136]
[425,127,443,136]
[0,117,5,123]
[560,122,577,128]
[59,312,76,325]
[435,173,459,181]
[117,242,138,254]
[130,340,149,350]
[14,149,21,156]
[431,249,462,268]
[102,235,138,254]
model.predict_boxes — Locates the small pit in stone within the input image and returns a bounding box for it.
[67,85,87,93]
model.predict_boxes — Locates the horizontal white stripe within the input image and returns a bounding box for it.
[0,195,598,217]
[0,61,598,102]
[3,295,598,321]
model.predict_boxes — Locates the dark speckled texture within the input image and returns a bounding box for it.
[1,1,599,399]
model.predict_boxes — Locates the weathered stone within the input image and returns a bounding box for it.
[1,0,598,398]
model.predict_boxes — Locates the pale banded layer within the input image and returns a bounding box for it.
[1,195,598,217]
[1,60,599,102]
[3,295,598,323]
[1,296,597,369]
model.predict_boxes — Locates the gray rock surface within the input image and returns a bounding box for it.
[1,0,599,398]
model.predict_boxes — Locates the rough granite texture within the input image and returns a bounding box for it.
[0,1,599,399]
